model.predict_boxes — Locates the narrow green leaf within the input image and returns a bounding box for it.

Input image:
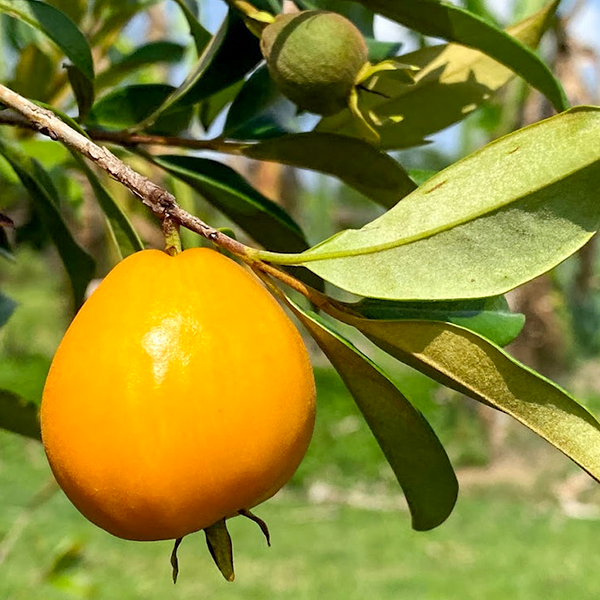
[240,132,417,208]
[10,44,54,102]
[175,11,262,108]
[171,0,211,54]
[0,0,94,80]
[132,11,261,131]
[154,155,308,252]
[71,154,144,259]
[341,313,600,483]
[319,1,560,149]
[87,84,193,133]
[289,303,458,530]
[273,108,600,300]
[353,0,566,111]
[0,140,95,307]
[0,290,17,328]
[95,41,186,90]
[66,65,95,120]
[346,296,525,347]
[198,81,244,130]
[0,388,41,440]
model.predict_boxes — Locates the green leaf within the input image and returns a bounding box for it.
[0,388,41,440]
[240,133,416,208]
[287,301,457,530]
[66,64,94,120]
[0,290,17,328]
[154,155,308,253]
[271,108,600,300]
[176,11,263,107]
[0,0,94,80]
[198,81,245,131]
[10,44,54,102]
[319,1,560,149]
[224,65,297,140]
[353,0,566,112]
[296,0,374,35]
[95,41,186,90]
[339,313,600,483]
[132,11,261,131]
[71,153,144,259]
[171,0,211,54]
[366,38,402,62]
[87,84,193,133]
[0,140,95,307]
[347,296,525,347]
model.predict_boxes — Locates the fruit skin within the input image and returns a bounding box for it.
[41,248,316,542]
[261,10,368,116]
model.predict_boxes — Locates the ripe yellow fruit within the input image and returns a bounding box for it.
[260,10,368,116]
[41,248,316,542]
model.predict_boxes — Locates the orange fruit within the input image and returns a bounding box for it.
[41,248,316,542]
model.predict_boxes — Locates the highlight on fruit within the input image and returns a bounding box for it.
[40,248,316,582]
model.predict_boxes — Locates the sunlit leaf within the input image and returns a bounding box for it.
[271,108,600,300]
[319,1,560,149]
[353,0,566,111]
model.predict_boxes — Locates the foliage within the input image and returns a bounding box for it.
[0,0,599,565]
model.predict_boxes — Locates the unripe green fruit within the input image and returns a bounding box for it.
[260,11,368,116]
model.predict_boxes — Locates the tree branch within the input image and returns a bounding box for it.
[0,83,340,314]
[0,83,251,259]
[0,107,247,153]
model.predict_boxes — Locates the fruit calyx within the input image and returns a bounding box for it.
[170,510,271,583]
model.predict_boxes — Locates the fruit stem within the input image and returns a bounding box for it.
[162,216,182,256]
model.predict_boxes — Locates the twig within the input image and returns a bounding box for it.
[0,83,250,259]
[0,109,250,153]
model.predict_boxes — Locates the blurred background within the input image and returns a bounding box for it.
[3,0,600,598]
